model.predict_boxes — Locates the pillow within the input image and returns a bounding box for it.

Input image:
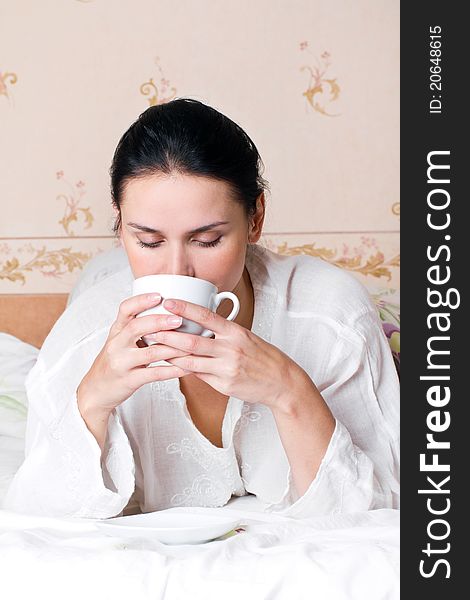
[372,296,400,377]
[0,333,39,437]
[0,333,39,505]
[67,245,130,307]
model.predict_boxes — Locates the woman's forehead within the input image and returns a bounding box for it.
[120,174,244,232]
[122,173,233,201]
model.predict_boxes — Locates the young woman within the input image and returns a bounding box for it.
[4,99,399,519]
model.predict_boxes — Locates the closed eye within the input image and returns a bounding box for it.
[137,236,223,249]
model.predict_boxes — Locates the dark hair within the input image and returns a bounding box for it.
[110,98,269,234]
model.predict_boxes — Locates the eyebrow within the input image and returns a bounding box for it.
[126,221,230,235]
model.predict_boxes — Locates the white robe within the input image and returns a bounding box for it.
[3,244,400,519]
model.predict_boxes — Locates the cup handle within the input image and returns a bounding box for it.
[200,291,240,338]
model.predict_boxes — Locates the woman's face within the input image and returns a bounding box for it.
[118,173,260,294]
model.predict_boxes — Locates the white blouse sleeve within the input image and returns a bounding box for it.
[263,309,400,518]
[2,351,135,520]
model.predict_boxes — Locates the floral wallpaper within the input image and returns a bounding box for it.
[300,46,341,117]
[0,70,17,103]
[0,0,399,300]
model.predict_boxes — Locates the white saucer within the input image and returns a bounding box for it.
[95,510,242,545]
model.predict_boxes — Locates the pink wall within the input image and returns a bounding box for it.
[0,0,399,299]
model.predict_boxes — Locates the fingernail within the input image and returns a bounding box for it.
[168,316,182,326]
[164,299,176,309]
[148,294,161,302]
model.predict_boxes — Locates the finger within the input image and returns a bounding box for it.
[163,298,232,336]
[131,364,187,387]
[111,293,162,335]
[166,354,215,374]
[123,313,184,345]
[187,371,217,387]
[148,330,220,357]
[127,344,191,369]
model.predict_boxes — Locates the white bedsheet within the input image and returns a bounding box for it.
[0,331,399,599]
[0,494,399,600]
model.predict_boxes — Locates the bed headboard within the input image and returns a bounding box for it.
[0,294,68,349]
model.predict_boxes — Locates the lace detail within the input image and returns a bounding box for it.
[166,438,235,480]
[170,473,230,507]
[234,404,261,435]
[166,437,223,471]
[151,380,179,400]
[166,437,245,505]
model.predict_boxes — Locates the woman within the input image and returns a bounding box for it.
[4,99,399,519]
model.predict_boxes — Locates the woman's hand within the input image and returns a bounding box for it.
[77,293,191,416]
[148,298,309,411]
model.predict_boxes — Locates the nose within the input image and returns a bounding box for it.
[165,245,194,277]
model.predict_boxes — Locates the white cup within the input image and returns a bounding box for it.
[132,274,240,346]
